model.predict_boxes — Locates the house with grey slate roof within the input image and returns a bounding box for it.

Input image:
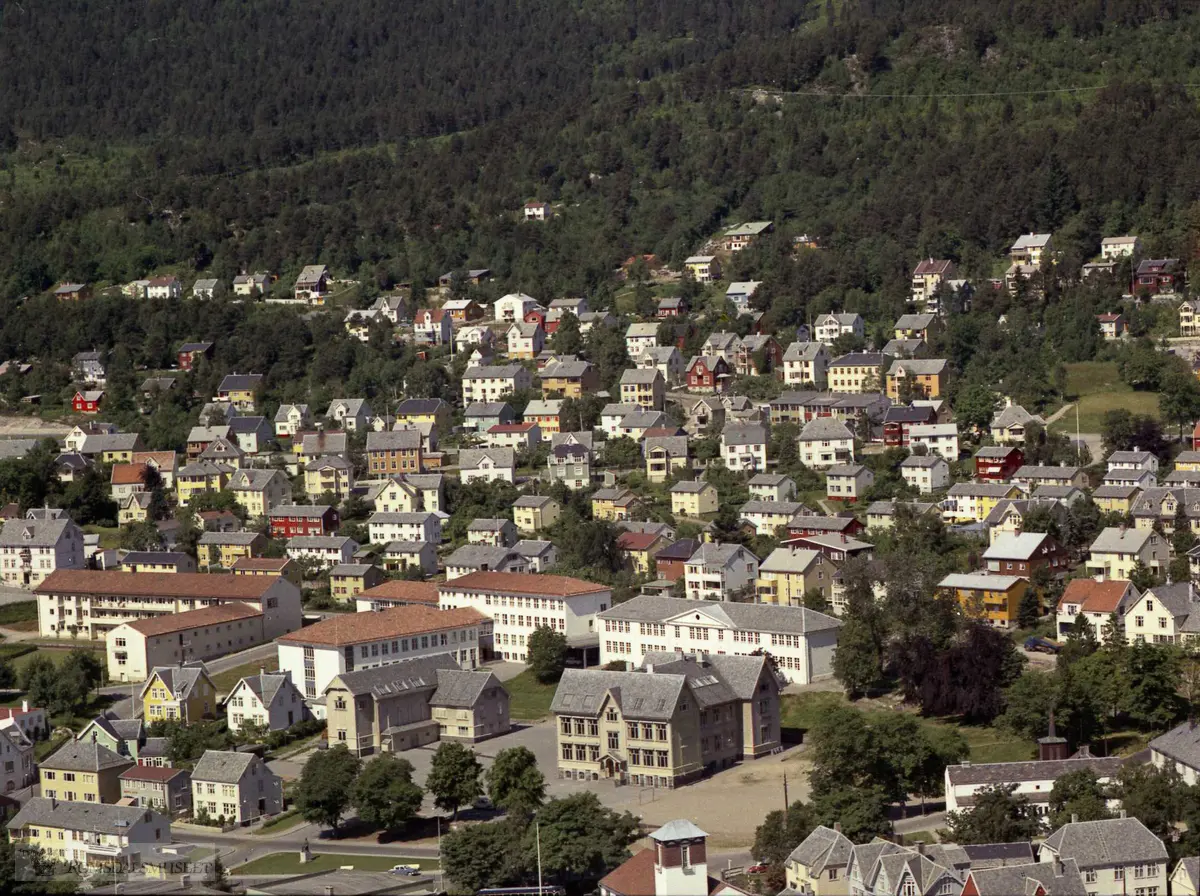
[226,671,307,734]
[1040,817,1168,895]
[190,749,282,824]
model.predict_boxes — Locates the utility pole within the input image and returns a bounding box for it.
[783,771,789,812]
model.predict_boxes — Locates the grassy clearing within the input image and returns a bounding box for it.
[8,644,104,676]
[779,692,1035,764]
[235,852,435,874]
[504,670,557,720]
[211,657,280,694]
[0,601,37,625]
[253,809,307,835]
[83,524,122,550]
[1050,361,1160,433]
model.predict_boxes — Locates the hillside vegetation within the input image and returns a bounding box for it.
[0,2,1198,348]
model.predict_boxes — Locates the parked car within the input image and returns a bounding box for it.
[1023,636,1061,654]
[390,864,421,876]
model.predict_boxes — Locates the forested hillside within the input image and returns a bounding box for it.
[2,0,1200,326]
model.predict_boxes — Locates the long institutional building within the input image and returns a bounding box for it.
[597,594,840,686]
[33,569,302,641]
[437,571,612,663]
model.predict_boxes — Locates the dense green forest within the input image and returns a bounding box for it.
[0,0,1199,396]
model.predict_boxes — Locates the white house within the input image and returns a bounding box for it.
[190,750,283,825]
[461,364,532,404]
[274,404,310,438]
[1040,817,1168,896]
[285,536,358,570]
[1086,526,1167,581]
[226,671,307,733]
[597,594,840,685]
[367,512,442,545]
[826,463,874,502]
[324,398,373,432]
[908,423,960,459]
[458,448,515,484]
[625,323,661,359]
[493,292,540,323]
[438,571,611,664]
[1055,578,1138,640]
[684,543,759,601]
[813,313,864,346]
[782,342,830,389]
[900,454,951,493]
[797,418,855,469]
[945,752,1123,815]
[748,473,798,503]
[0,517,85,589]
[506,322,544,359]
[720,423,767,473]
[1123,582,1200,645]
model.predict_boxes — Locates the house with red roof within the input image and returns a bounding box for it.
[1056,577,1139,640]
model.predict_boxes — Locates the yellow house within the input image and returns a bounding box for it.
[592,487,640,522]
[942,483,1020,523]
[118,493,152,526]
[785,825,854,896]
[39,741,133,804]
[1093,484,1142,515]
[684,255,721,282]
[175,461,229,505]
[757,548,835,605]
[304,456,354,500]
[197,531,267,569]
[228,468,291,518]
[8,797,169,869]
[141,664,218,724]
[644,436,689,483]
[669,481,718,518]
[232,556,303,589]
[395,398,452,432]
[216,374,263,411]
[512,495,560,533]
[940,573,1029,629]
[329,563,385,601]
[1177,451,1200,473]
[616,531,671,575]
[885,359,948,400]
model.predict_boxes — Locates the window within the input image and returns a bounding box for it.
[1084,870,1097,883]
[608,732,619,750]
[560,718,572,735]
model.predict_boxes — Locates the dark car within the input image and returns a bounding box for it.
[1024,636,1061,654]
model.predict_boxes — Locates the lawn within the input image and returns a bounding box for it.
[83,524,122,550]
[779,692,1035,764]
[7,644,104,677]
[211,657,280,694]
[252,809,307,835]
[235,852,435,874]
[1050,361,1160,434]
[0,601,37,626]
[504,669,557,720]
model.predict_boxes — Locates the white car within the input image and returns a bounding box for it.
[390,864,421,876]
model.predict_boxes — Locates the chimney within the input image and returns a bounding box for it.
[259,667,266,678]
[180,875,190,888]
[1071,813,1078,824]
[1120,809,1127,819]
[325,888,334,896]
[645,663,655,674]
[20,699,27,713]
[914,842,926,856]
[833,822,842,833]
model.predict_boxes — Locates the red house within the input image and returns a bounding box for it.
[882,406,936,447]
[72,390,104,414]
[652,538,700,583]
[974,446,1024,482]
[1134,258,1180,295]
[685,355,731,393]
[784,514,865,540]
[268,504,340,539]
[177,341,214,371]
[656,297,688,318]
[523,309,548,329]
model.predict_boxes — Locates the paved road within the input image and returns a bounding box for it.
[99,642,277,696]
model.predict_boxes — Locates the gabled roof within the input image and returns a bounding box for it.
[431,669,502,709]
[1042,817,1167,868]
[278,605,486,647]
[787,825,854,873]
[1058,578,1134,615]
[192,749,262,784]
[42,740,131,772]
[328,653,460,698]
[8,798,161,836]
[983,531,1054,561]
[798,417,853,441]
